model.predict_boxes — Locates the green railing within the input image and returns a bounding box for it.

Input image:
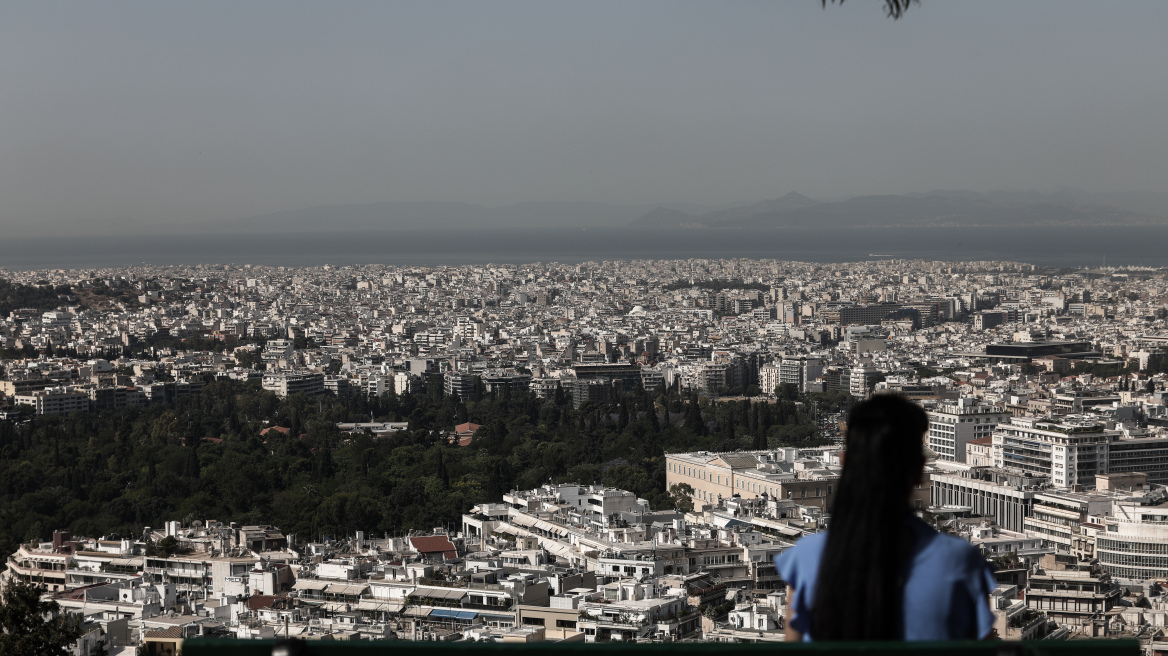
[183,638,1140,656]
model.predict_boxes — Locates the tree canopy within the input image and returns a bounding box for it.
[0,279,74,317]
[0,579,82,656]
[0,377,841,555]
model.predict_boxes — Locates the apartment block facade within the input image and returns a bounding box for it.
[924,398,1010,463]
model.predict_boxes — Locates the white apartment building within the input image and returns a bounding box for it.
[924,398,1010,463]
[639,367,668,395]
[393,372,414,396]
[1021,489,1115,553]
[262,338,294,364]
[759,364,781,396]
[1106,426,1168,485]
[261,372,324,398]
[13,386,91,415]
[454,317,485,340]
[1095,488,1168,582]
[365,375,385,397]
[848,365,879,400]
[930,466,1041,532]
[41,311,74,330]
[993,416,1168,488]
[779,356,824,394]
[504,484,645,522]
[443,371,475,401]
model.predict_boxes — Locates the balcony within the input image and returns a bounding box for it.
[1004,607,1047,639]
[586,616,652,630]
[5,558,68,582]
[147,567,210,579]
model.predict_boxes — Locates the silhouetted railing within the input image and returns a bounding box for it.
[183,637,1140,656]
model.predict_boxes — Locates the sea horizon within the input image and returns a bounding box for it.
[1,225,1166,271]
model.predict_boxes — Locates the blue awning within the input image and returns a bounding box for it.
[429,609,478,621]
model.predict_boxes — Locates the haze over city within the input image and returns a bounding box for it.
[6,3,1168,654]
[2,1,1168,237]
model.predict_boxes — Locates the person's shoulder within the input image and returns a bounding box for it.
[775,532,828,578]
[931,532,982,557]
[789,530,828,555]
[914,521,989,569]
[777,531,826,560]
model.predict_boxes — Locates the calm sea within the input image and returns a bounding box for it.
[0,226,1165,270]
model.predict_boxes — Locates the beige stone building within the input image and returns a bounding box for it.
[665,449,840,512]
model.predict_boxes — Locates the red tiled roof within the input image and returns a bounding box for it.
[409,535,457,558]
[454,422,480,435]
[968,437,993,446]
[260,426,290,436]
[247,595,279,610]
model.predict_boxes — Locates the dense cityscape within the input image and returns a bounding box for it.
[4,0,1168,653]
[2,257,1168,652]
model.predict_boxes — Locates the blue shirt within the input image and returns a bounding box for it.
[774,516,997,641]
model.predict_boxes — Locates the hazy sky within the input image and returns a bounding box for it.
[2,1,1166,231]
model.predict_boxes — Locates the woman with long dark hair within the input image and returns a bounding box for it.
[775,394,996,641]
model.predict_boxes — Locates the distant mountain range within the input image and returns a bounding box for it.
[19,188,1166,238]
[217,201,713,233]
[629,189,1168,229]
[225,188,1168,233]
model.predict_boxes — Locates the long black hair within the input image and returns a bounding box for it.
[809,394,928,641]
